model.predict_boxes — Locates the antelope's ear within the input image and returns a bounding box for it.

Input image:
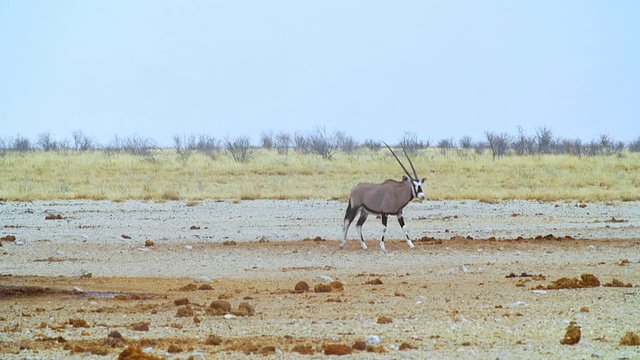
[421,178,426,183]
[402,175,409,181]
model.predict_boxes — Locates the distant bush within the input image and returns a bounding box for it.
[224,136,254,163]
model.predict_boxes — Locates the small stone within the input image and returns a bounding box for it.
[323,344,352,355]
[560,322,581,345]
[377,316,393,324]
[130,322,150,331]
[313,275,333,283]
[366,335,382,345]
[174,298,189,306]
[198,284,213,290]
[107,331,122,339]
[144,240,154,247]
[194,276,212,283]
[69,318,89,328]
[209,300,232,314]
[167,344,183,353]
[294,281,309,291]
[365,278,384,285]
[176,306,194,317]
[314,283,332,293]
[205,335,223,346]
[620,331,640,346]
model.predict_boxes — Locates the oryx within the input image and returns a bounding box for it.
[340,142,425,252]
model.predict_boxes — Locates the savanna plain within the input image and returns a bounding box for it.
[1,149,639,359]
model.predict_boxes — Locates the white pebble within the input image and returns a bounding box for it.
[313,275,333,283]
[366,335,382,345]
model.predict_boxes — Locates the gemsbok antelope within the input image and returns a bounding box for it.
[340,143,425,252]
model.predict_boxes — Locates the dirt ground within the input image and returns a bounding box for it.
[1,199,640,359]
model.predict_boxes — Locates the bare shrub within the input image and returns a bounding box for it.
[629,137,640,152]
[195,134,219,159]
[473,141,489,155]
[275,132,291,155]
[485,131,511,159]
[336,131,359,154]
[173,134,196,165]
[535,126,554,154]
[71,130,94,151]
[307,126,340,159]
[13,134,32,152]
[225,136,254,163]
[398,132,425,154]
[120,134,157,158]
[437,138,455,156]
[260,131,274,150]
[513,126,535,155]
[559,138,583,157]
[362,139,382,151]
[293,131,309,154]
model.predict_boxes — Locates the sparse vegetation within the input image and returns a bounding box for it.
[1,127,638,202]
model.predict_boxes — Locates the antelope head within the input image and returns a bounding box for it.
[384,142,426,200]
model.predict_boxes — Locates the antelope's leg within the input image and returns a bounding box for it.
[355,212,369,250]
[380,214,388,253]
[341,204,358,249]
[398,216,415,248]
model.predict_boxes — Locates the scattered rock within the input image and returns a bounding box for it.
[314,283,332,293]
[323,343,352,355]
[117,345,163,360]
[560,322,581,345]
[604,279,633,287]
[352,341,367,351]
[121,234,131,239]
[68,318,89,328]
[174,298,189,306]
[190,225,201,230]
[366,335,382,345]
[377,316,393,324]
[232,302,255,316]
[366,344,386,353]
[130,322,149,331]
[179,283,198,291]
[167,344,183,353]
[45,214,65,220]
[198,284,214,290]
[313,281,344,293]
[313,275,334,283]
[294,281,309,291]
[0,235,16,242]
[365,278,384,285]
[399,342,418,350]
[144,240,154,247]
[223,240,237,245]
[176,306,194,317]
[108,330,123,339]
[620,331,640,346]
[542,273,600,290]
[209,300,232,314]
[292,344,314,355]
[194,276,212,283]
[205,335,223,346]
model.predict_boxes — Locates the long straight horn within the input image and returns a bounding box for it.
[402,147,419,179]
[383,142,413,179]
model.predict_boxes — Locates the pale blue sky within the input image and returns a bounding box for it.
[1,1,639,146]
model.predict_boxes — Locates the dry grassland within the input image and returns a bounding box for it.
[0,149,638,202]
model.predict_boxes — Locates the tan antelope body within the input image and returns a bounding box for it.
[340,143,425,252]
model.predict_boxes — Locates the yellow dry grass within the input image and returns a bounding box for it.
[0,149,638,202]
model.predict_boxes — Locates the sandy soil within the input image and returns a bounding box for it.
[1,199,639,359]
